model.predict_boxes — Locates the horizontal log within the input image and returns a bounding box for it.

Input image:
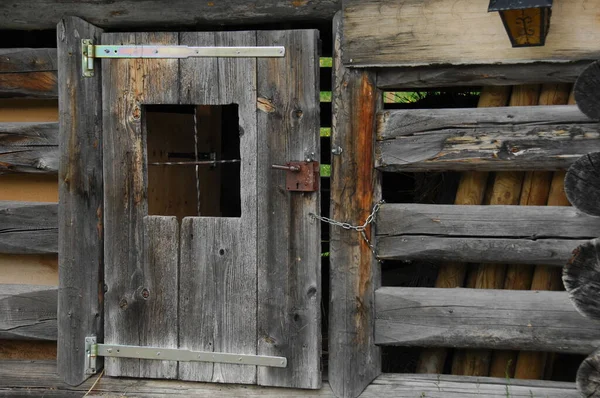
[0,201,58,254]
[563,238,600,321]
[375,287,600,354]
[0,285,57,341]
[0,122,58,174]
[578,349,600,398]
[343,0,600,68]
[0,49,58,98]
[376,62,592,89]
[0,360,580,397]
[377,204,600,238]
[565,152,600,217]
[0,1,340,30]
[0,49,58,73]
[376,105,600,171]
[378,236,586,266]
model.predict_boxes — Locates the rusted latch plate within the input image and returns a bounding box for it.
[272,161,320,192]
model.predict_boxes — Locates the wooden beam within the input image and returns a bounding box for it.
[574,60,600,120]
[343,0,600,68]
[563,238,600,321]
[0,1,340,30]
[0,122,58,174]
[376,62,592,89]
[376,105,599,172]
[328,12,381,398]
[565,152,600,217]
[0,284,57,341]
[57,16,104,386]
[0,49,58,98]
[0,360,581,397]
[375,287,600,354]
[0,201,57,254]
[577,349,600,398]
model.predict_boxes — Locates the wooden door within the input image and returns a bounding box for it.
[101,30,320,389]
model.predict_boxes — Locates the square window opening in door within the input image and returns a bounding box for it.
[145,104,241,219]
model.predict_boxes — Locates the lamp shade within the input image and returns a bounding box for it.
[489,0,553,47]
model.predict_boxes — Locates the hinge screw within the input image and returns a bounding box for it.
[331,146,343,156]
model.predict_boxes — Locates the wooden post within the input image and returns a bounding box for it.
[453,84,540,377]
[329,12,381,398]
[57,17,104,385]
[416,86,509,374]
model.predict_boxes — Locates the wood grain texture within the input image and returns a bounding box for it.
[0,361,580,397]
[0,48,58,98]
[375,287,600,354]
[376,105,598,172]
[565,152,600,217]
[0,201,57,254]
[563,238,600,321]
[343,0,600,68]
[256,30,321,389]
[577,348,600,398]
[57,16,104,387]
[102,31,179,378]
[0,122,58,174]
[376,62,591,89]
[0,284,56,340]
[139,216,178,379]
[328,12,381,398]
[0,0,340,30]
[574,60,600,120]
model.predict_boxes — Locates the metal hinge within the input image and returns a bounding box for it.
[84,337,287,375]
[81,39,285,77]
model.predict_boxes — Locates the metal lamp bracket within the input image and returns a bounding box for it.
[81,40,285,77]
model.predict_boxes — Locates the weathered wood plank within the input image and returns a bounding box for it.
[565,152,600,217]
[256,30,321,389]
[0,1,340,30]
[377,204,600,238]
[376,105,599,171]
[57,16,103,386]
[0,360,580,397]
[0,122,58,174]
[0,284,57,341]
[0,201,57,254]
[379,236,586,266]
[375,287,600,354]
[139,216,178,379]
[563,238,600,321]
[329,12,381,398]
[343,0,600,68]
[0,48,58,98]
[0,48,57,73]
[376,62,592,89]
[102,31,179,378]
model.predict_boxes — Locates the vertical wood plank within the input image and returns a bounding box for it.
[102,31,179,378]
[57,16,104,386]
[328,12,381,398]
[139,216,179,379]
[256,30,321,389]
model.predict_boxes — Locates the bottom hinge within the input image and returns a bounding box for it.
[84,336,98,375]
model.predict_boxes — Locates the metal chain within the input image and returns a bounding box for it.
[310,200,385,261]
[193,108,201,216]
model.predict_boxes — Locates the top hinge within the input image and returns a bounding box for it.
[81,39,285,77]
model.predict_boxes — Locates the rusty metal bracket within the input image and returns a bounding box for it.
[272,161,320,192]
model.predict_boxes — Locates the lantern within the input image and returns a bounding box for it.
[488,0,553,47]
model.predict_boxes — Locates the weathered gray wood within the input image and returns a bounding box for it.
[343,0,600,68]
[57,16,104,387]
[379,236,587,265]
[0,48,58,98]
[256,30,321,389]
[375,287,600,354]
[0,284,57,340]
[0,122,58,174]
[329,12,381,398]
[377,204,600,238]
[139,216,178,379]
[0,201,57,254]
[563,238,600,321]
[0,360,581,397]
[102,31,179,378]
[574,61,600,120]
[565,152,600,217]
[376,105,600,171]
[179,31,258,385]
[577,348,600,398]
[0,1,340,30]
[376,62,592,89]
